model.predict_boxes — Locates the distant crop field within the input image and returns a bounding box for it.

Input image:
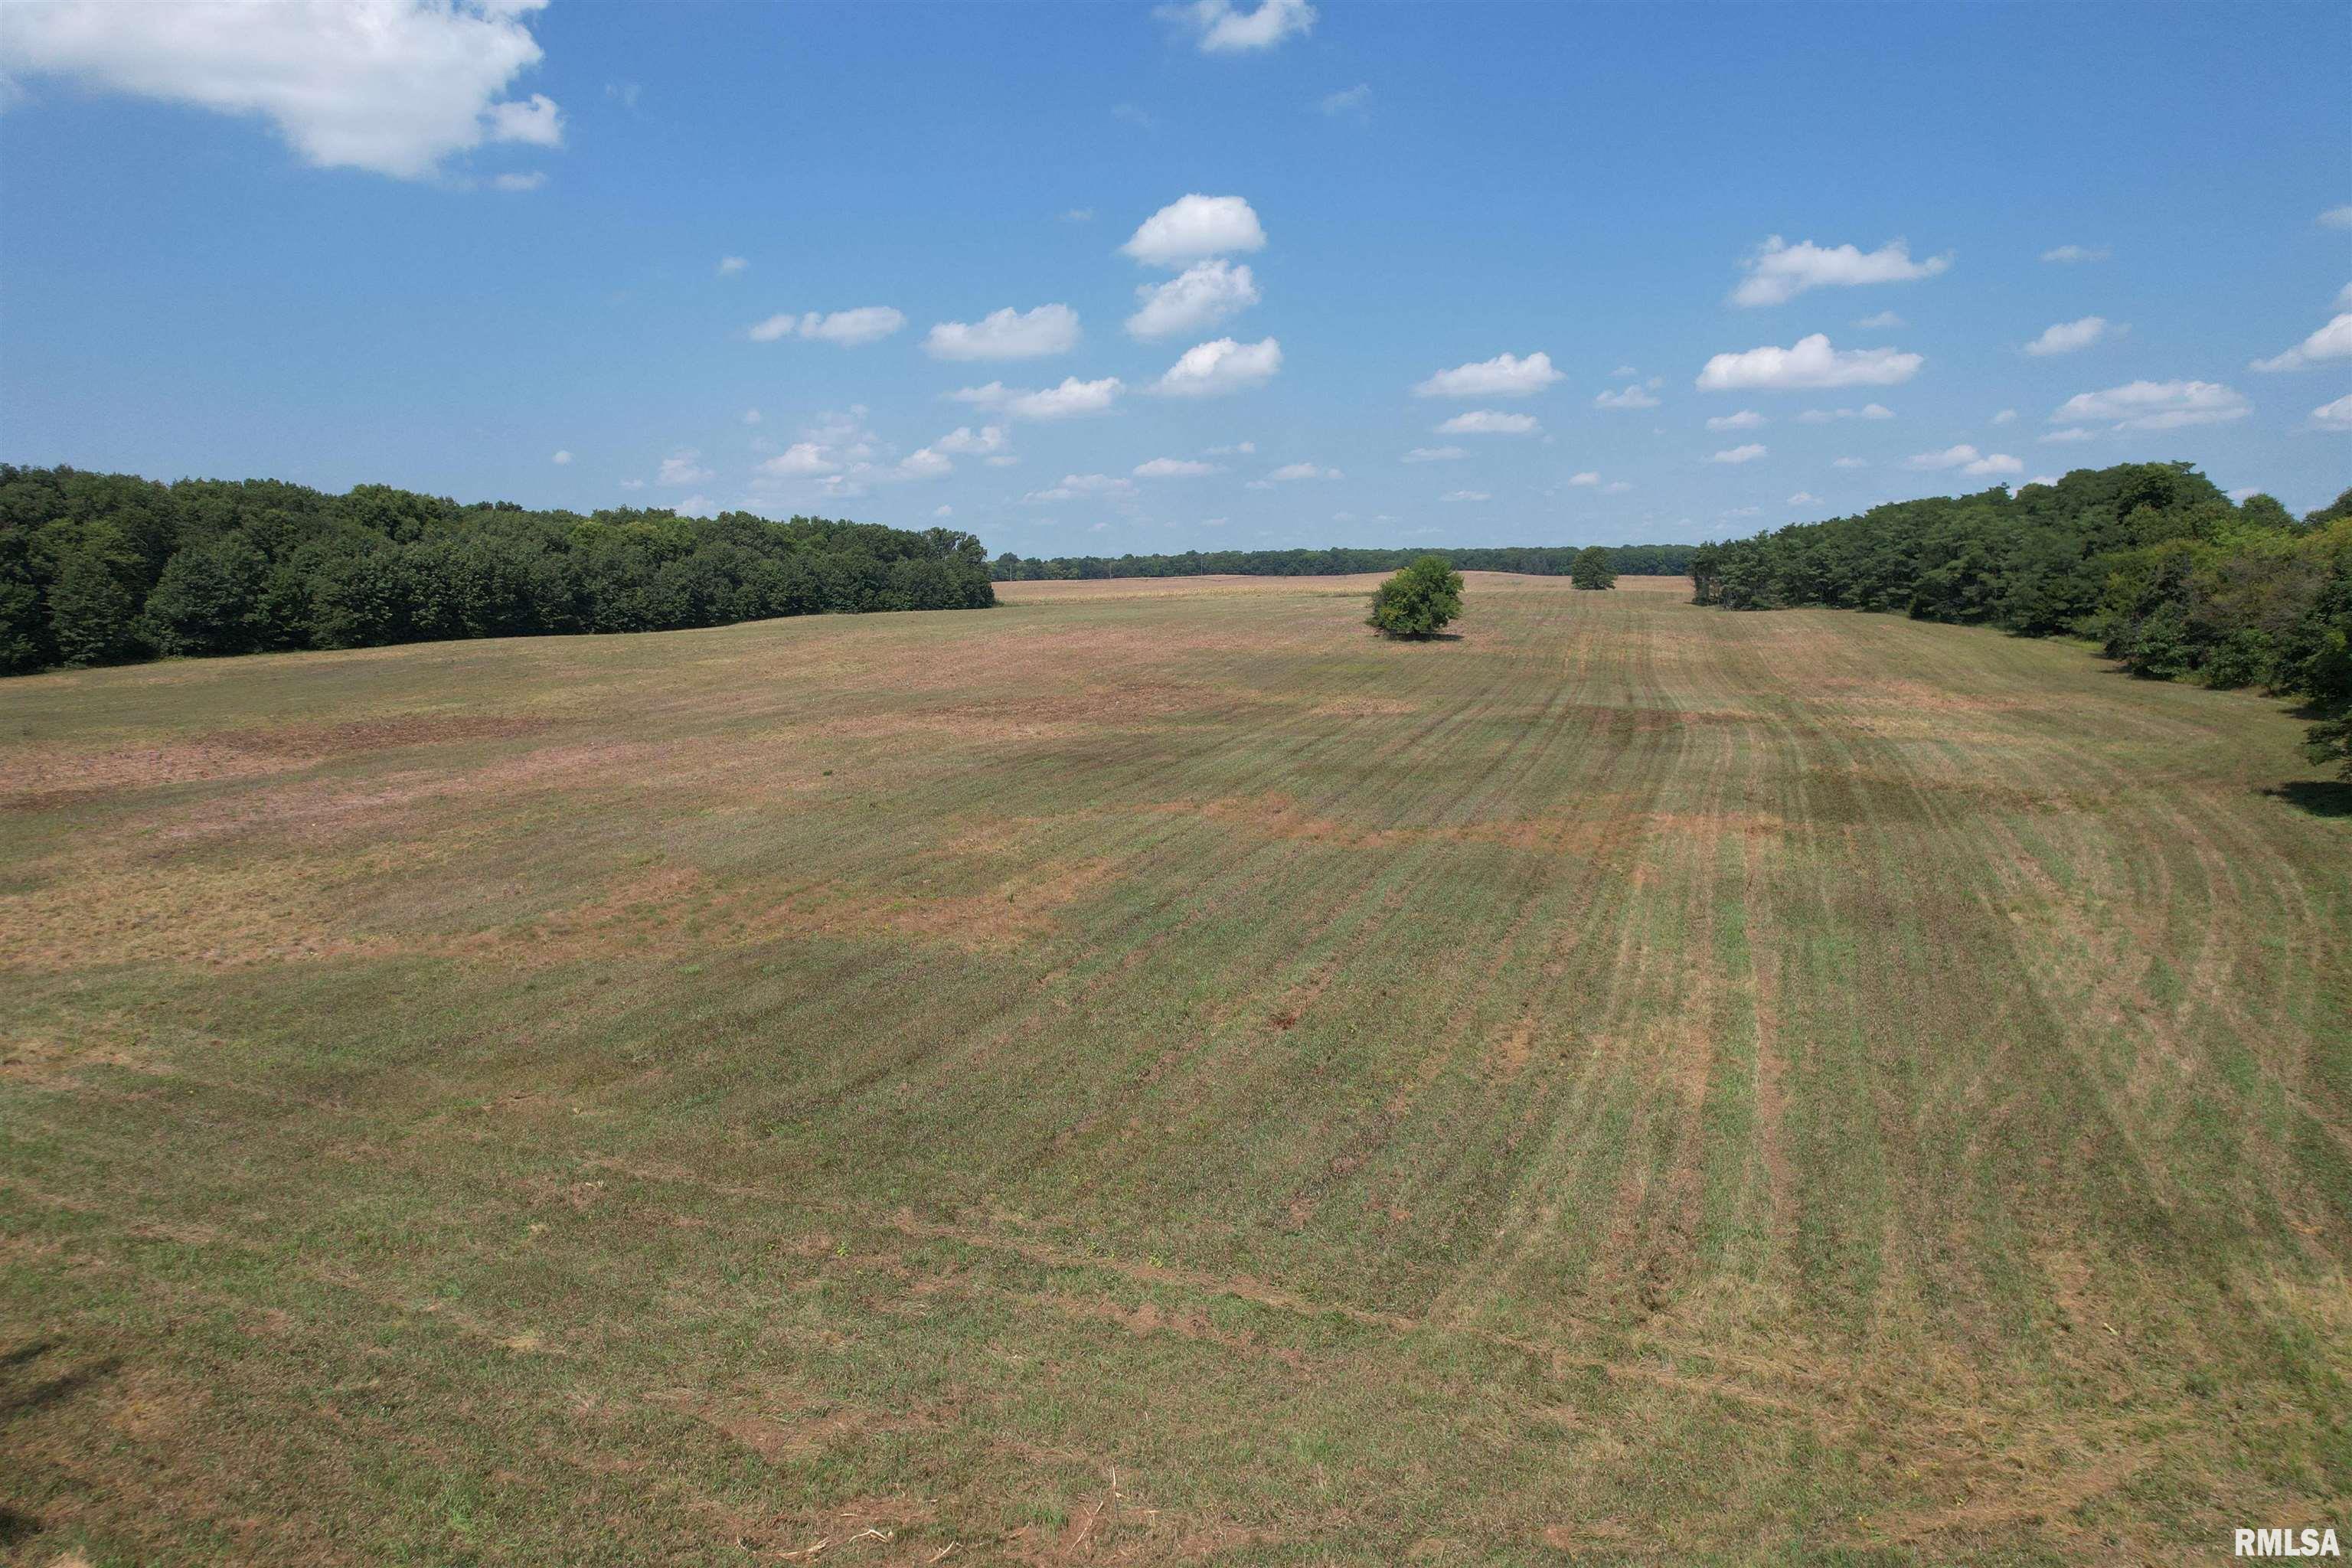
[3,572,2347,1565]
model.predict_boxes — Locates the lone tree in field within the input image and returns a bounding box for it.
[1367,554,1464,639]
[1571,546,1618,590]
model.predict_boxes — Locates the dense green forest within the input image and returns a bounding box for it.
[0,466,996,675]
[988,542,1694,581]
[1689,462,2352,778]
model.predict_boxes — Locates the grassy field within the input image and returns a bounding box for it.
[3,571,2347,1566]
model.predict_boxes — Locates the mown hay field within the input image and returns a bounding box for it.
[3,572,2347,1565]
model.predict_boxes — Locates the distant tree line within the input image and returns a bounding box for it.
[1689,462,2352,779]
[988,542,1694,582]
[0,465,996,675]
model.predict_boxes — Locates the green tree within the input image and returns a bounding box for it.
[47,543,139,666]
[1367,555,1464,639]
[1570,545,1617,590]
[141,534,270,656]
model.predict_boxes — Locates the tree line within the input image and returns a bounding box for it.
[988,542,1694,582]
[0,466,997,675]
[1687,462,2352,779]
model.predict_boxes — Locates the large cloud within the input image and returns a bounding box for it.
[1414,351,1561,398]
[923,304,1080,361]
[0,0,562,180]
[1730,237,1949,307]
[1697,334,1922,390]
[2248,313,2352,372]
[1154,337,1282,397]
[2048,380,2251,431]
[1122,195,1266,267]
[1126,260,1260,340]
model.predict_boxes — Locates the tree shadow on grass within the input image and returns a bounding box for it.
[0,1505,42,1550]
[0,1341,121,1428]
[2263,780,2352,818]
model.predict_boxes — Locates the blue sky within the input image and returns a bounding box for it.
[3,0,2347,555]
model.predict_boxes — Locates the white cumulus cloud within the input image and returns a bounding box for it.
[924,303,1080,361]
[1443,490,1491,502]
[1266,462,1340,481]
[894,448,952,481]
[1416,351,1560,398]
[1154,336,1282,397]
[2024,316,2120,356]
[1168,0,1316,53]
[2319,206,2352,230]
[1403,446,1467,462]
[1795,403,1895,423]
[0,0,564,180]
[759,443,838,478]
[935,425,1007,455]
[1125,260,1259,340]
[1730,236,1950,307]
[1437,410,1539,435]
[1854,311,1906,329]
[1698,335,1922,390]
[1706,410,1766,431]
[717,256,749,276]
[550,449,572,465]
[1567,471,1600,486]
[1832,456,1868,468]
[2049,380,2251,431]
[1166,0,1317,53]
[2309,393,2352,432]
[1710,443,1767,464]
[2040,244,2111,263]
[2248,313,2352,372]
[1787,492,1821,505]
[659,450,714,485]
[1134,457,1220,477]
[1907,444,2020,475]
[1122,194,1266,266]
[1594,384,1660,410]
[953,377,1125,420]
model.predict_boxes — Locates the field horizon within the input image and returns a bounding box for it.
[5,571,2347,1565]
